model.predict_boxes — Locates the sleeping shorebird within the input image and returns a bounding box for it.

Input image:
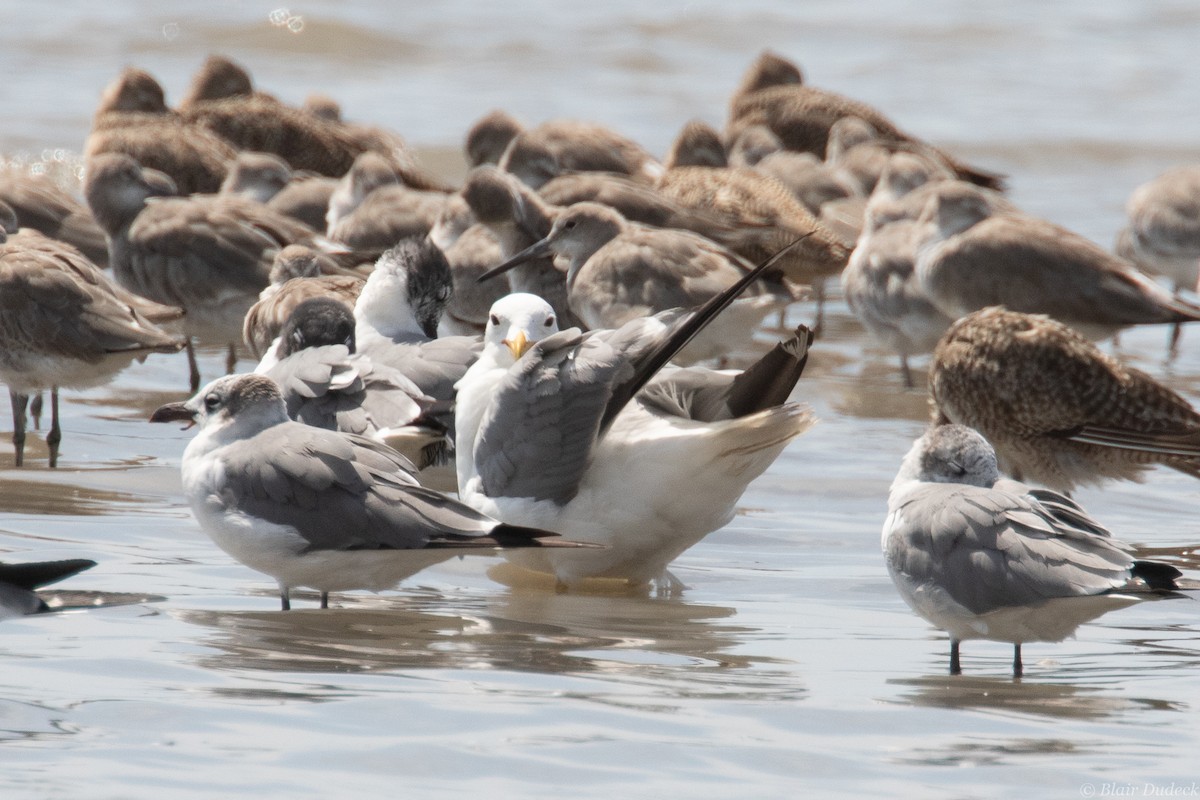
[884,424,1189,677]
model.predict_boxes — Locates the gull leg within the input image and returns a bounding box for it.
[225,343,238,375]
[47,389,62,468]
[320,592,329,609]
[280,586,291,611]
[29,393,43,429]
[186,339,201,393]
[949,639,962,675]
[1012,644,1023,679]
[10,390,29,467]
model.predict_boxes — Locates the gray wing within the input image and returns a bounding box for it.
[474,328,631,504]
[365,335,482,403]
[886,483,1139,615]
[265,345,430,437]
[218,422,509,552]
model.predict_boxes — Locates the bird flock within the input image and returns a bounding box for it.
[2,50,1199,677]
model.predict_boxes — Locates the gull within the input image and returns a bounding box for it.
[479,201,802,364]
[884,424,1188,677]
[84,152,338,390]
[456,248,816,591]
[913,182,1200,343]
[258,296,448,471]
[0,228,184,466]
[930,307,1200,493]
[726,50,1004,190]
[243,244,364,363]
[150,373,591,610]
[0,559,96,620]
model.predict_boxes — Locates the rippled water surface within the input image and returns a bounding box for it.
[3,3,1200,798]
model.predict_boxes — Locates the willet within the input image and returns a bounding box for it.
[885,424,1187,677]
[497,119,664,189]
[218,151,294,203]
[0,228,184,466]
[727,51,1004,190]
[913,182,1200,342]
[0,170,110,266]
[930,307,1200,492]
[149,373,593,610]
[479,201,802,364]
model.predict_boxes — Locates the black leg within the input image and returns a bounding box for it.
[812,281,826,339]
[1013,644,1023,678]
[280,587,291,611]
[186,339,201,393]
[225,343,238,375]
[900,355,914,390]
[1168,321,1183,362]
[320,592,329,609]
[949,639,962,675]
[10,390,28,467]
[29,393,42,429]
[46,389,62,469]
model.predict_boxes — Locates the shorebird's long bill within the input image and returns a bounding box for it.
[477,238,554,283]
[149,402,197,429]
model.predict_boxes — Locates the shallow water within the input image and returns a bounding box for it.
[4,2,1200,798]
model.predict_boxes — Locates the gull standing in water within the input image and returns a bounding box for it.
[884,424,1188,677]
[456,248,816,591]
[150,373,592,610]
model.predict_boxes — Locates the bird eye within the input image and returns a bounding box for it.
[204,394,220,409]
[544,315,555,327]
[563,220,576,230]
[489,313,500,326]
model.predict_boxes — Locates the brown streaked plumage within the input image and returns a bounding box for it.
[86,67,237,196]
[727,52,1004,190]
[930,307,1200,492]
[498,120,664,189]
[243,245,365,360]
[663,120,728,169]
[0,170,110,266]
[728,124,858,218]
[913,182,1200,341]
[0,227,184,467]
[465,109,524,167]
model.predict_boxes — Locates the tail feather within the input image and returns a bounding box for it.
[0,559,96,591]
[1131,559,1185,592]
[428,525,605,550]
[726,324,813,417]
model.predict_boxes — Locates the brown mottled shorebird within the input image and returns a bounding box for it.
[480,201,802,364]
[264,174,338,231]
[728,124,858,216]
[656,129,850,325]
[464,109,525,168]
[460,165,580,328]
[913,182,1200,342]
[0,227,184,466]
[84,152,334,390]
[497,119,664,189]
[86,67,237,195]
[663,119,728,169]
[930,307,1200,492]
[0,171,109,266]
[438,223,509,337]
[243,245,365,361]
[727,51,1004,190]
[841,153,958,387]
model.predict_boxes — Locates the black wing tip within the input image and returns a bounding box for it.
[490,524,605,549]
[0,558,97,590]
[1132,559,1185,592]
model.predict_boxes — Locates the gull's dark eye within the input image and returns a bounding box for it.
[489,313,500,326]
[204,393,220,410]
[544,315,555,327]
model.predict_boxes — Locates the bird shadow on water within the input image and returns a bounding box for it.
[175,580,806,705]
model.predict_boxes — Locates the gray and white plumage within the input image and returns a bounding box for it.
[0,559,97,620]
[0,227,185,466]
[259,297,447,471]
[479,201,801,364]
[455,291,816,591]
[150,373,586,609]
[884,424,1185,676]
[913,182,1200,341]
